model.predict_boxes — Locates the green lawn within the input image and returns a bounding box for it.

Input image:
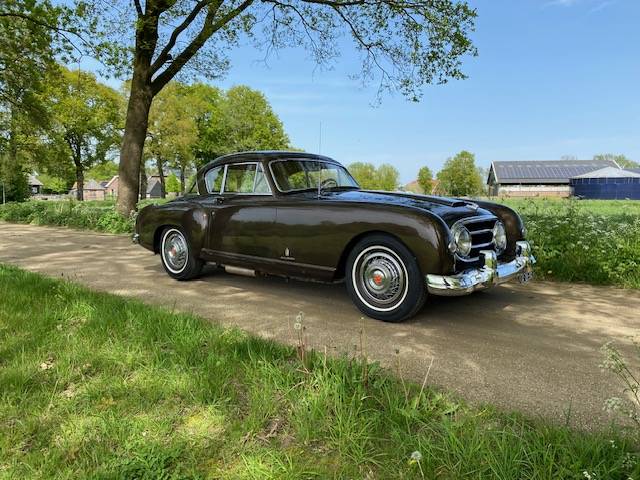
[0,265,638,478]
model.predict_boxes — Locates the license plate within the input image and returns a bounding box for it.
[518,271,533,284]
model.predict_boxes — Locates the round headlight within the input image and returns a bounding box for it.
[493,221,507,253]
[453,226,472,257]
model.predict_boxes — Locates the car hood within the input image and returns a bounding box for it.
[321,189,494,226]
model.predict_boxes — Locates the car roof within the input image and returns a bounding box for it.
[197,151,339,173]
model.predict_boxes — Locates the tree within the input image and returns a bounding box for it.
[348,162,378,189]
[437,150,483,197]
[376,164,399,191]
[38,173,70,194]
[0,0,61,202]
[348,162,398,191]
[417,166,433,194]
[165,173,180,194]
[146,82,210,196]
[594,154,639,169]
[0,163,29,202]
[86,161,119,182]
[70,0,477,215]
[196,85,290,163]
[45,67,122,200]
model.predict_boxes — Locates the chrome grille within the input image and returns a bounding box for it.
[455,216,498,261]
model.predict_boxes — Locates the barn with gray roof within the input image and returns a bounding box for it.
[487,159,619,197]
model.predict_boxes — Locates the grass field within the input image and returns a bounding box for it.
[1,197,639,288]
[1,264,639,479]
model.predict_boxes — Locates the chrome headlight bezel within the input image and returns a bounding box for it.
[493,220,507,254]
[452,225,472,258]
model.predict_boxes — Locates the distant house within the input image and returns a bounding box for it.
[146,176,163,198]
[28,175,43,195]
[104,176,119,198]
[69,179,106,201]
[102,175,164,199]
[487,159,619,197]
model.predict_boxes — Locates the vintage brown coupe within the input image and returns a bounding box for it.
[134,151,535,322]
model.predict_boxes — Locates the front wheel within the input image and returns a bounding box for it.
[345,235,426,322]
[160,227,203,280]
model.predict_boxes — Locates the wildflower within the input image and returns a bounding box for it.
[583,471,594,480]
[294,311,304,331]
[409,451,422,463]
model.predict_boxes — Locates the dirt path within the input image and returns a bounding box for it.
[2,222,639,428]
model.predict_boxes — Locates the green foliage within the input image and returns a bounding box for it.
[0,0,59,132]
[593,153,639,169]
[437,150,483,196]
[500,198,640,288]
[0,165,29,202]
[348,162,399,191]
[195,84,290,163]
[417,166,433,194]
[86,161,119,182]
[43,66,122,199]
[1,265,638,478]
[37,173,70,194]
[165,173,181,194]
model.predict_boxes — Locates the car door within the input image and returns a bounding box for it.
[204,162,279,263]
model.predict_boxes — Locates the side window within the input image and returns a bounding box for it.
[254,164,272,194]
[205,166,224,193]
[224,164,257,193]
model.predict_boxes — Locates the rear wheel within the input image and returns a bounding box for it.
[160,227,203,280]
[345,235,426,322]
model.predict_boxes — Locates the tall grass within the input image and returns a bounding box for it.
[500,198,640,288]
[1,264,638,478]
[0,199,164,234]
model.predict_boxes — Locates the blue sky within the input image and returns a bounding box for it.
[91,0,640,183]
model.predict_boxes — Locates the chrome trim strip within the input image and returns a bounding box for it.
[202,248,336,273]
[426,241,536,297]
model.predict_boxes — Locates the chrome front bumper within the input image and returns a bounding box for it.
[426,241,536,296]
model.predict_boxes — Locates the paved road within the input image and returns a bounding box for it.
[1,222,639,428]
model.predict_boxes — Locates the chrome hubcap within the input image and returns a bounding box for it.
[355,248,407,309]
[163,230,188,272]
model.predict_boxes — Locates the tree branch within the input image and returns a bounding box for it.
[151,0,254,94]
[150,0,210,74]
[133,0,144,16]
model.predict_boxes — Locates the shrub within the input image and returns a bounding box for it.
[0,199,136,234]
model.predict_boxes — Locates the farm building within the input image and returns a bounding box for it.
[101,175,165,199]
[487,159,619,197]
[69,179,106,200]
[570,167,640,200]
[27,175,43,195]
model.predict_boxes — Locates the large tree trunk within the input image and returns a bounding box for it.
[157,156,166,198]
[74,159,84,201]
[116,72,153,215]
[139,160,147,201]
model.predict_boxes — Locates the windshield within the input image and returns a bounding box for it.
[270,159,360,193]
